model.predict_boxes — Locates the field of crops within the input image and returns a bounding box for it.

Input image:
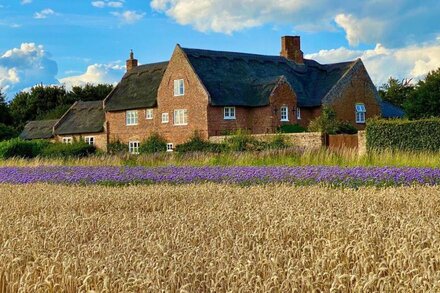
[1,183,439,292]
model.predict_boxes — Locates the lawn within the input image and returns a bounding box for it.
[1,183,439,292]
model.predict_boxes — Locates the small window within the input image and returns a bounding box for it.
[355,103,366,124]
[146,109,153,120]
[62,137,73,144]
[126,110,138,126]
[128,141,140,154]
[166,143,174,152]
[174,79,185,96]
[84,136,95,146]
[174,109,188,125]
[296,107,301,120]
[162,113,169,123]
[224,107,236,120]
[280,106,289,121]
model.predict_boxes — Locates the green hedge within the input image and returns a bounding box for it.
[0,139,95,159]
[140,133,167,154]
[366,118,440,151]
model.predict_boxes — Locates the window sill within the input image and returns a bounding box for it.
[174,94,184,97]
[224,117,236,120]
[126,124,138,126]
[174,124,188,126]
[281,119,289,122]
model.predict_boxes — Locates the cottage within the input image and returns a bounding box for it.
[20,119,58,141]
[53,100,107,150]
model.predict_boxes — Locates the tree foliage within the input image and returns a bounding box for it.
[404,68,440,119]
[308,106,357,135]
[0,89,12,125]
[379,77,414,108]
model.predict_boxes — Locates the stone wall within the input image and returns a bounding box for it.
[357,131,367,156]
[209,132,323,150]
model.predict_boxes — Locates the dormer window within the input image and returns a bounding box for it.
[355,103,366,124]
[174,79,184,96]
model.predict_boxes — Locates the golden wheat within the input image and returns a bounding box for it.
[1,184,440,292]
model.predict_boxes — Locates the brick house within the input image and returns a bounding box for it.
[22,36,402,153]
[104,36,386,152]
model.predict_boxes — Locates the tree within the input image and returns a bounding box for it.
[378,77,414,108]
[0,89,12,125]
[404,68,440,119]
[67,84,114,102]
[0,123,17,141]
[308,106,357,134]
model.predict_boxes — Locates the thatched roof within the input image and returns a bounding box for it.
[20,120,58,140]
[54,101,105,135]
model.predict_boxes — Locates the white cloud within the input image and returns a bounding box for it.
[92,0,124,8]
[111,10,145,24]
[305,42,440,86]
[150,0,439,47]
[34,8,55,19]
[21,0,32,4]
[60,63,124,88]
[0,43,58,97]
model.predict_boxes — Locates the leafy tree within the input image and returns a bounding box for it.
[0,89,12,125]
[0,123,17,141]
[404,68,440,119]
[378,77,414,108]
[308,106,357,134]
[67,84,114,102]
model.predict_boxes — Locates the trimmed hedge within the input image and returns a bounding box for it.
[367,118,440,151]
[0,139,95,159]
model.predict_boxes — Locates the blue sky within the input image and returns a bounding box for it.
[0,0,439,99]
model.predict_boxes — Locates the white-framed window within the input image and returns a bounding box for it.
[166,143,174,152]
[146,109,153,120]
[296,107,301,120]
[174,79,185,96]
[84,136,95,146]
[128,141,140,154]
[62,137,73,144]
[126,110,138,126]
[174,109,188,126]
[355,103,366,124]
[162,113,169,123]
[280,106,289,121]
[224,107,236,120]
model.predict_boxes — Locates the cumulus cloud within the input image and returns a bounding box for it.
[150,0,439,47]
[111,10,145,24]
[92,0,124,8]
[34,8,55,19]
[60,63,124,88]
[0,43,58,96]
[305,42,440,86]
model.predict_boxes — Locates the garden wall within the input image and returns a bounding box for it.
[209,132,323,150]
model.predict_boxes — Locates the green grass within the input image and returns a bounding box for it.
[1,148,440,168]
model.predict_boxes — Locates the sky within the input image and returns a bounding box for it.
[0,0,439,99]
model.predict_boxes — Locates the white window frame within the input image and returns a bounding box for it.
[62,137,73,144]
[355,103,366,124]
[280,106,289,122]
[128,141,140,155]
[296,107,301,120]
[162,113,169,124]
[84,136,95,146]
[166,143,174,152]
[174,79,185,96]
[224,107,236,120]
[126,110,138,126]
[174,109,188,126]
[146,109,153,120]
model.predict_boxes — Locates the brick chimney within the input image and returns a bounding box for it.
[280,36,304,64]
[126,49,138,72]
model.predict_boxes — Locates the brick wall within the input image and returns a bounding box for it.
[209,132,323,150]
[326,61,381,130]
[297,106,321,129]
[155,45,210,146]
[106,110,155,144]
[55,133,108,151]
[207,78,297,136]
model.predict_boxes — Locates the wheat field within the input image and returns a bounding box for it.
[1,184,440,292]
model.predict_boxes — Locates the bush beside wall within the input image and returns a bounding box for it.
[367,118,440,151]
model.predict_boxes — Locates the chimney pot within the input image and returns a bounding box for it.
[126,49,138,72]
[280,36,304,64]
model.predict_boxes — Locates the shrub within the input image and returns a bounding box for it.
[336,121,358,135]
[0,139,49,159]
[0,123,18,141]
[227,129,262,152]
[108,140,127,155]
[140,133,167,154]
[42,142,96,158]
[268,134,290,150]
[176,132,227,153]
[308,106,358,134]
[367,118,440,151]
[278,124,306,133]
